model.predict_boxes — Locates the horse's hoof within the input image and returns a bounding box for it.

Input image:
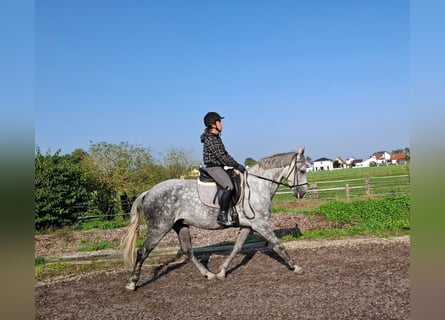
[206,272,216,280]
[125,282,136,291]
[293,265,304,274]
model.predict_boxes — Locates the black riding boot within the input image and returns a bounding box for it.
[217,187,234,227]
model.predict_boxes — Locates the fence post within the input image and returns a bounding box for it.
[311,183,318,199]
[365,179,371,198]
[345,184,350,202]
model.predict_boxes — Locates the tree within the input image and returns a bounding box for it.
[244,157,257,167]
[80,141,159,218]
[70,148,89,164]
[404,147,410,161]
[35,148,90,230]
[162,148,199,179]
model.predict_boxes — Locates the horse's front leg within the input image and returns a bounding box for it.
[252,222,304,274]
[216,227,251,279]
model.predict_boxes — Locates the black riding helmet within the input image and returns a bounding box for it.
[203,112,224,127]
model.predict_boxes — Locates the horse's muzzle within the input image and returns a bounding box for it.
[293,186,307,199]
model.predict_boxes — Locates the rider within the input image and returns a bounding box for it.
[200,112,246,227]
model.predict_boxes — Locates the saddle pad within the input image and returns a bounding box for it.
[197,180,219,208]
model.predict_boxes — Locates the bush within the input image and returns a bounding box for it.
[35,149,91,230]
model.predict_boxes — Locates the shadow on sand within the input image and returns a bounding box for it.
[137,226,302,289]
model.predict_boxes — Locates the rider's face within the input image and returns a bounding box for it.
[214,120,223,132]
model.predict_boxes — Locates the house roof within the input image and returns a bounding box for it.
[391,152,406,161]
[314,157,332,162]
[373,152,389,159]
[335,156,346,163]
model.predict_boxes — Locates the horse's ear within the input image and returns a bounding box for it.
[297,147,305,155]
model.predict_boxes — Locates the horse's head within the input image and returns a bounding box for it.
[287,147,308,199]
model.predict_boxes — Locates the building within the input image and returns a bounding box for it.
[346,157,361,168]
[373,151,391,166]
[333,156,347,169]
[313,157,333,171]
[390,152,407,165]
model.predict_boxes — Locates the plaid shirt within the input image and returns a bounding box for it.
[200,132,238,167]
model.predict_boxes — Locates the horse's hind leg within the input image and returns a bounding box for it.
[216,227,251,279]
[174,223,216,280]
[252,222,303,274]
[126,231,165,290]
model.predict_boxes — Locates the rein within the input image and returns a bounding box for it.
[246,172,308,188]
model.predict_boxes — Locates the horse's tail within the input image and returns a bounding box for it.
[120,191,149,269]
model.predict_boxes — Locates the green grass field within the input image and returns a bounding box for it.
[271,164,410,240]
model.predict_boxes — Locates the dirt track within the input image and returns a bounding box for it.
[35,236,409,319]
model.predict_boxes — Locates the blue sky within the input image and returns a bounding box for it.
[34,0,409,163]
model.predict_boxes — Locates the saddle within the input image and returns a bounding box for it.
[197,167,242,209]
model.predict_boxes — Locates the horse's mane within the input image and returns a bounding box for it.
[257,152,296,169]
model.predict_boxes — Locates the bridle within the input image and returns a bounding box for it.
[246,155,308,189]
[242,154,308,219]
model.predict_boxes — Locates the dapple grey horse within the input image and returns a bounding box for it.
[121,147,307,290]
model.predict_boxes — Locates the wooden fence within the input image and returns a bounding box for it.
[276,174,410,202]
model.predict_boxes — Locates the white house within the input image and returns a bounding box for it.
[346,157,361,168]
[313,157,333,171]
[354,156,376,168]
[374,151,391,166]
